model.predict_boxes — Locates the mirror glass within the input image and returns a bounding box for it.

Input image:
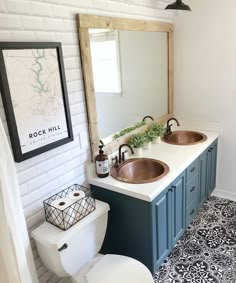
[89,28,168,140]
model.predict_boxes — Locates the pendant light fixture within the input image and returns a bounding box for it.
[165,0,191,11]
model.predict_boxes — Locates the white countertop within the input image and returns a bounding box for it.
[86,128,219,202]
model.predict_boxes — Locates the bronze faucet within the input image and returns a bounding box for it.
[165,118,180,136]
[118,144,134,164]
[142,115,154,122]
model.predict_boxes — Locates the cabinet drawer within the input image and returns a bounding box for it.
[186,173,199,205]
[186,195,199,227]
[186,159,199,183]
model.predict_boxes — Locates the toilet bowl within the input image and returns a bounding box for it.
[73,254,153,283]
[31,199,153,283]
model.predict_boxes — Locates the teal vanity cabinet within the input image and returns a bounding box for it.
[91,171,185,273]
[91,138,218,274]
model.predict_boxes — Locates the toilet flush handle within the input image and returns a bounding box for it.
[58,243,68,251]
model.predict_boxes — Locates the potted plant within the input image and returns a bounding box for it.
[128,132,145,155]
[150,123,166,143]
[143,130,155,149]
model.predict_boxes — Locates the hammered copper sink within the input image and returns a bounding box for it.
[163,130,207,145]
[111,158,169,184]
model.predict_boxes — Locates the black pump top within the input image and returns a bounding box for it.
[98,144,104,154]
[98,139,105,154]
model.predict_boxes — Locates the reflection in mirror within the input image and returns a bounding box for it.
[89,29,168,140]
[89,29,121,94]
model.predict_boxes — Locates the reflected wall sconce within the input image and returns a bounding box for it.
[165,0,191,11]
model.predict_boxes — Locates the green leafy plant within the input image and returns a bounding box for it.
[149,123,166,137]
[128,132,146,148]
[113,121,146,139]
[143,129,156,143]
[135,121,146,128]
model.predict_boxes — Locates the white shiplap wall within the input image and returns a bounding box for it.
[0,1,175,282]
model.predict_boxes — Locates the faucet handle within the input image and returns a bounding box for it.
[112,156,119,166]
[122,150,129,162]
[165,123,173,136]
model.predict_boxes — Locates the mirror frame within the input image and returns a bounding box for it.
[77,14,173,159]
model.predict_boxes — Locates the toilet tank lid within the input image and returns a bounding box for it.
[31,200,109,248]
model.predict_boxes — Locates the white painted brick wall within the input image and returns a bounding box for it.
[0,14,23,29]
[44,18,65,31]
[0,0,174,282]
[31,2,53,17]
[11,31,37,40]
[22,15,45,30]
[7,0,31,14]
[0,0,6,12]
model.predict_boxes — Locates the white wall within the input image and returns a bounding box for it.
[0,0,175,282]
[174,0,236,200]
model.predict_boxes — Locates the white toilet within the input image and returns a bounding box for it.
[31,199,154,283]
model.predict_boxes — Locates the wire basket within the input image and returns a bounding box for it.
[43,184,96,231]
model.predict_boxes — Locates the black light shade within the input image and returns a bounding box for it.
[165,0,191,11]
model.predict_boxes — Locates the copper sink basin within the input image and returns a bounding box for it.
[111,158,169,184]
[163,130,207,145]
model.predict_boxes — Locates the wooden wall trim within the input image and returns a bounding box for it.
[77,14,173,32]
[168,31,173,114]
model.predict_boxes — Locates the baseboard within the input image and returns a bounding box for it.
[212,188,236,202]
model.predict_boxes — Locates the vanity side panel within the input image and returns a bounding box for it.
[91,185,154,272]
[210,140,218,194]
[206,139,218,197]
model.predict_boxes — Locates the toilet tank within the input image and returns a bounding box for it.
[31,200,110,277]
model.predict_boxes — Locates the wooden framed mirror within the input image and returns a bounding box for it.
[77,14,173,159]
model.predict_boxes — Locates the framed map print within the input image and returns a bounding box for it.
[0,42,73,162]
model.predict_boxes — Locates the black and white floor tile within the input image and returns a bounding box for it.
[153,196,236,283]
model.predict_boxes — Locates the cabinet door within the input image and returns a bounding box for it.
[199,150,208,206]
[172,172,186,246]
[153,187,172,269]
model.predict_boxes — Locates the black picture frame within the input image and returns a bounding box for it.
[0,42,73,162]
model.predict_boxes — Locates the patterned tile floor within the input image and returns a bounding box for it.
[153,196,236,283]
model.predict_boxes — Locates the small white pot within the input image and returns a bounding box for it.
[133,147,142,156]
[143,141,152,150]
[152,136,161,144]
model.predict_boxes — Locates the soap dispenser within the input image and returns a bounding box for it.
[95,141,109,178]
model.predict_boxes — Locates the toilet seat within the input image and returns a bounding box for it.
[75,254,153,283]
